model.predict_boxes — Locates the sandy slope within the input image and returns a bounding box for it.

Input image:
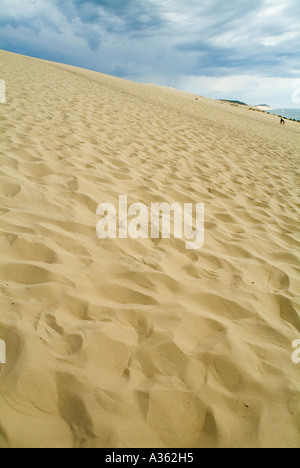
[0,50,300,448]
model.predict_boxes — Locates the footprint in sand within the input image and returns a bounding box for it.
[0,182,21,199]
[35,311,84,359]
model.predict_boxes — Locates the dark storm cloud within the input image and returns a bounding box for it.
[0,0,299,106]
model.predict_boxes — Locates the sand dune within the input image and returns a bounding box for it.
[0,50,300,448]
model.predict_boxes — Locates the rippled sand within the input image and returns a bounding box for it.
[0,50,300,448]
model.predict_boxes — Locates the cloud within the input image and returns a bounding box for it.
[0,0,299,106]
[176,74,297,107]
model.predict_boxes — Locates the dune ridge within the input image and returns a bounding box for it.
[0,50,300,448]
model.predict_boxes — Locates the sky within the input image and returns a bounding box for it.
[0,0,300,107]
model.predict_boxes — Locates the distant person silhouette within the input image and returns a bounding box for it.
[280,117,285,125]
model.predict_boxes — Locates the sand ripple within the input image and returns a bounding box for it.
[0,51,300,448]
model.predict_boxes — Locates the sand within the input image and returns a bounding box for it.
[0,49,300,448]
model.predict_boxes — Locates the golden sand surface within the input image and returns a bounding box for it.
[0,50,300,448]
